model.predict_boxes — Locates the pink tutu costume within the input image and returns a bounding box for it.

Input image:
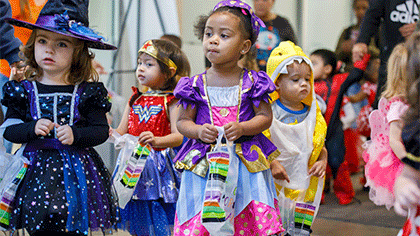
[363,97,408,209]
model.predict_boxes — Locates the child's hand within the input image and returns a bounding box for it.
[9,61,26,82]
[198,123,218,143]
[394,165,420,216]
[138,131,156,146]
[224,122,244,142]
[270,160,290,182]
[56,124,74,145]
[35,118,54,136]
[308,158,327,178]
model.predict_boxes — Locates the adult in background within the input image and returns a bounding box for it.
[253,0,296,71]
[336,0,380,73]
[352,0,418,109]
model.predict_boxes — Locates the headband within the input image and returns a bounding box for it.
[213,0,265,39]
[138,40,177,70]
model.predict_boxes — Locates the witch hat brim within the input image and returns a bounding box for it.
[5,0,116,50]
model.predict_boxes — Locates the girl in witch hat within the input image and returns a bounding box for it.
[1,0,118,235]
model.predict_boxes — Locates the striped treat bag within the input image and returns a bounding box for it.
[202,126,238,236]
[0,161,28,230]
[0,119,29,230]
[279,176,324,236]
[110,132,151,209]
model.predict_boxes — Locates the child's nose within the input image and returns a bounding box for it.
[209,35,219,45]
[45,44,55,54]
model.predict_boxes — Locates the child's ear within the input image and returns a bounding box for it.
[240,39,252,56]
[169,67,177,78]
[324,64,333,76]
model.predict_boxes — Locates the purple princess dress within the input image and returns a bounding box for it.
[173,69,283,236]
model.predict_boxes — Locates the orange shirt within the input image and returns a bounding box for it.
[0,0,46,77]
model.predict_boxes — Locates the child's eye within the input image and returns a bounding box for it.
[58,42,68,47]
[37,39,46,44]
[221,34,229,38]
[146,63,153,67]
[205,32,212,37]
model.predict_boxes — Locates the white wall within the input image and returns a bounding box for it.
[302,0,353,55]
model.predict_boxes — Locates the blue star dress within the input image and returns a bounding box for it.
[1,80,119,235]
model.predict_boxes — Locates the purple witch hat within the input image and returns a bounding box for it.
[213,0,266,39]
[5,0,116,50]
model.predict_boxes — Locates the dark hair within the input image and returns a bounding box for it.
[21,29,99,84]
[194,6,257,45]
[138,39,191,91]
[363,55,379,83]
[404,32,420,123]
[160,34,182,49]
[311,49,338,77]
[353,0,369,8]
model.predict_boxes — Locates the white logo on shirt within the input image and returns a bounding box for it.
[390,0,420,23]
[133,105,162,123]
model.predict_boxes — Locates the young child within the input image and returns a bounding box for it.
[310,49,356,205]
[363,43,409,210]
[112,39,190,236]
[350,57,380,137]
[394,31,420,235]
[173,1,283,235]
[1,0,119,235]
[266,41,328,235]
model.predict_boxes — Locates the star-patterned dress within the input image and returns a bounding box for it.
[1,80,118,235]
[117,88,181,236]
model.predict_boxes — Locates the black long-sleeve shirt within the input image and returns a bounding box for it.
[3,81,109,148]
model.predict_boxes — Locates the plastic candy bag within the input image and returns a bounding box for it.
[109,132,151,209]
[202,126,238,236]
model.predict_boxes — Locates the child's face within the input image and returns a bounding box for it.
[136,53,167,90]
[275,61,311,106]
[253,0,275,18]
[354,0,369,23]
[310,55,328,80]
[203,12,250,66]
[34,29,76,77]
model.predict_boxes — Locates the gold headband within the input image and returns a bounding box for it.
[138,40,178,70]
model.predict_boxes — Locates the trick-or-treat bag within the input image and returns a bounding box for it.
[202,126,239,236]
[109,132,151,209]
[278,176,324,236]
[0,119,29,230]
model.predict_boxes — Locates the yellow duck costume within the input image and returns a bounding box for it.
[266,41,327,214]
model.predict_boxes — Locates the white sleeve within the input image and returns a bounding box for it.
[340,102,357,130]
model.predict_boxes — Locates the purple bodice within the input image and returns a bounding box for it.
[173,69,280,176]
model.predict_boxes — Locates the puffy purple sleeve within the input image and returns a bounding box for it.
[174,76,198,109]
[248,70,276,107]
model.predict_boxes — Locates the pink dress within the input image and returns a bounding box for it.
[363,97,408,209]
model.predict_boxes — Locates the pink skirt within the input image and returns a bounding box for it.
[363,143,403,209]
[174,200,283,236]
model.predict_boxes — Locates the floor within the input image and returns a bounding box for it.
[311,172,405,236]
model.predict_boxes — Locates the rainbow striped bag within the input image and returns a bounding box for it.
[0,119,29,231]
[110,133,151,209]
[202,126,238,236]
[279,176,324,236]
